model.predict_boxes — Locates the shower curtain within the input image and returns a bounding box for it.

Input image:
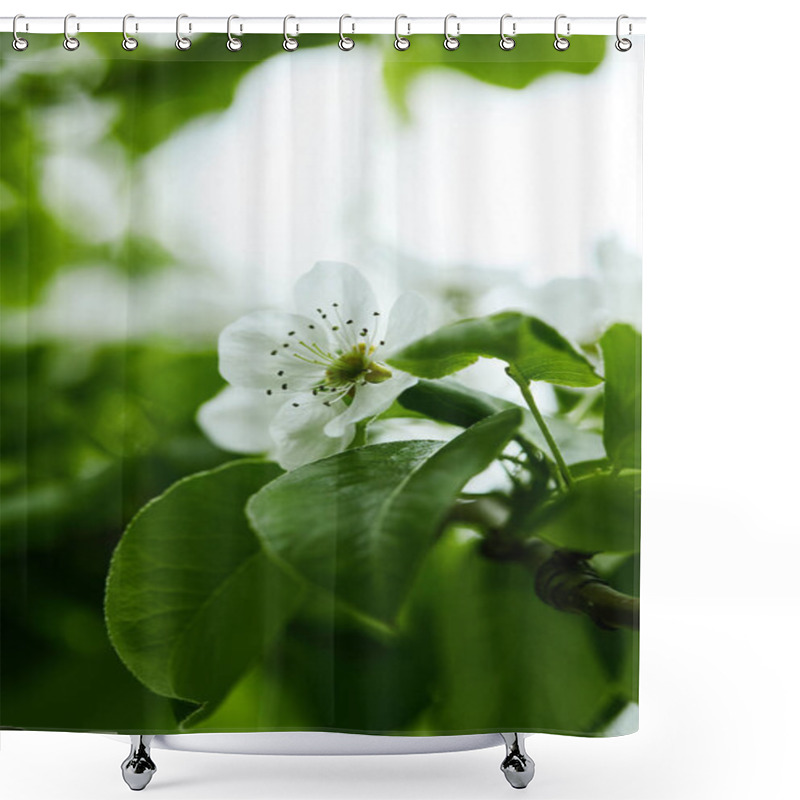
[0,29,642,737]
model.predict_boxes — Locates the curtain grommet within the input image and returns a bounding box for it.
[338,14,355,51]
[175,14,192,51]
[499,14,516,51]
[615,15,633,51]
[122,14,138,51]
[443,14,460,51]
[394,15,410,51]
[283,15,299,51]
[554,15,570,51]
[12,14,28,51]
[63,13,80,51]
[227,15,243,51]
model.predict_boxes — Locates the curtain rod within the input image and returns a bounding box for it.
[0,16,645,37]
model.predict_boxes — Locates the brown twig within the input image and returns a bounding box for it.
[458,498,640,632]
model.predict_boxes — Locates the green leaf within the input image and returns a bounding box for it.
[105,460,299,716]
[247,409,522,625]
[405,529,631,733]
[529,472,641,554]
[600,324,642,469]
[388,311,602,387]
[397,378,510,428]
[384,35,606,120]
[397,378,606,465]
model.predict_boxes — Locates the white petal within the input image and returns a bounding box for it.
[382,291,429,355]
[269,396,356,470]
[323,372,418,438]
[218,309,329,391]
[293,262,381,348]
[196,386,281,455]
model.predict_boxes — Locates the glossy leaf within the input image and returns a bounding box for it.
[388,311,602,387]
[600,324,642,469]
[397,378,605,465]
[397,378,511,428]
[247,409,522,624]
[529,472,641,554]
[105,460,299,715]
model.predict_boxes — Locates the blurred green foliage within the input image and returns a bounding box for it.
[0,343,228,730]
[0,33,338,306]
[384,35,607,119]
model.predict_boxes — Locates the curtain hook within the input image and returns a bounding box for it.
[443,14,460,51]
[394,15,410,51]
[122,14,138,51]
[227,15,243,51]
[554,14,570,51]
[63,13,80,51]
[338,14,355,51]
[615,14,632,51]
[175,14,191,50]
[499,14,515,51]
[283,15,299,51]
[12,14,28,51]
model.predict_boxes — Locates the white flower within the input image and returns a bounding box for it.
[197,261,427,470]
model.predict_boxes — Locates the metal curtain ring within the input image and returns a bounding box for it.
[615,14,632,51]
[227,15,243,51]
[554,14,570,51]
[12,14,28,51]
[63,13,80,51]
[443,14,460,50]
[499,14,515,51]
[283,15,299,51]
[338,14,355,50]
[122,14,138,51]
[175,14,191,50]
[394,15,410,51]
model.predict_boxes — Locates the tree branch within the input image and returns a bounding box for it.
[455,498,640,632]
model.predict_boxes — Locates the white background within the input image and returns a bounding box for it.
[2,1,799,799]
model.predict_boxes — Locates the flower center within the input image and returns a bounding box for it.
[325,342,392,388]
